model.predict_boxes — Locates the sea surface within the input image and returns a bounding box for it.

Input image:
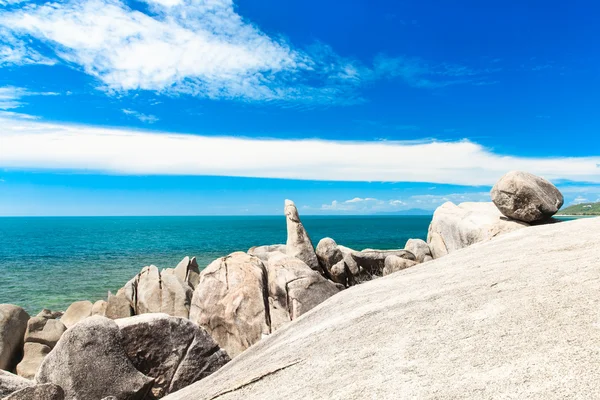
[0,215,431,314]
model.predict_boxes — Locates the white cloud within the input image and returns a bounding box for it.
[0,29,55,67]
[0,86,58,118]
[1,117,600,185]
[0,0,494,104]
[122,109,159,124]
[572,196,589,204]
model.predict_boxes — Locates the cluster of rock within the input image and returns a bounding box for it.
[0,170,565,399]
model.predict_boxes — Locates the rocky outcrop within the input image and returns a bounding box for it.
[36,310,62,320]
[121,266,193,319]
[91,300,107,316]
[491,171,564,222]
[189,252,270,358]
[248,245,286,262]
[0,371,33,398]
[284,200,320,271]
[350,249,416,277]
[0,305,30,371]
[427,201,528,259]
[36,316,153,400]
[105,292,132,320]
[16,317,66,379]
[163,217,600,400]
[266,253,342,330]
[315,238,342,279]
[60,301,93,329]
[404,238,433,263]
[2,383,64,400]
[382,255,418,276]
[116,314,230,398]
[163,257,201,290]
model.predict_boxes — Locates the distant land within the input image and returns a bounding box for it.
[557,202,600,216]
[372,209,433,216]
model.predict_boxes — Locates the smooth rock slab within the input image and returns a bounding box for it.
[60,301,92,329]
[116,314,229,398]
[0,305,30,371]
[2,383,64,400]
[491,170,564,222]
[36,316,154,400]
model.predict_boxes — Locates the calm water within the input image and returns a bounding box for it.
[0,215,431,314]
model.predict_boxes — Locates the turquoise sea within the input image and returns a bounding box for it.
[0,216,432,314]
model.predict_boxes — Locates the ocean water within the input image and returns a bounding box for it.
[0,215,431,314]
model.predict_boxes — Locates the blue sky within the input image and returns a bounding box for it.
[0,0,599,215]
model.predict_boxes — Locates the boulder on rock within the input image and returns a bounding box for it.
[315,238,342,280]
[189,252,270,358]
[266,253,342,330]
[284,200,320,271]
[404,238,433,263]
[36,316,153,400]
[382,255,418,276]
[116,314,230,398]
[427,202,528,259]
[60,301,93,329]
[163,257,201,290]
[16,317,66,380]
[350,249,416,277]
[0,305,30,371]
[0,371,33,398]
[491,170,564,223]
[248,245,286,262]
[104,292,132,320]
[2,383,64,400]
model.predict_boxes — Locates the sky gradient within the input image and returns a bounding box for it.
[0,0,599,215]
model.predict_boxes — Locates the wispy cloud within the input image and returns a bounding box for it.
[0,0,497,105]
[0,86,58,118]
[122,109,158,124]
[1,116,600,185]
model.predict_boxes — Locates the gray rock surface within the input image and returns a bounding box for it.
[36,310,62,320]
[0,371,33,398]
[491,170,564,222]
[2,383,64,400]
[382,255,418,276]
[16,343,50,380]
[0,305,30,371]
[21,317,66,349]
[427,201,528,259]
[315,238,343,281]
[248,245,287,262]
[284,200,320,271]
[189,252,270,358]
[60,301,93,329]
[116,314,229,398]
[164,256,201,290]
[36,316,154,400]
[404,238,433,263]
[91,300,107,316]
[105,293,132,320]
[163,217,600,400]
[350,249,416,277]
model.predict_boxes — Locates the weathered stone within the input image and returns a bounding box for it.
[248,245,286,262]
[404,238,433,263]
[329,260,348,286]
[491,170,564,222]
[315,238,343,277]
[91,300,107,316]
[60,301,93,329]
[427,202,529,259]
[2,383,64,400]
[16,343,50,380]
[382,255,418,276]
[0,305,30,371]
[36,310,62,320]
[189,252,270,358]
[162,217,600,400]
[23,317,66,349]
[116,314,230,398]
[350,249,416,277]
[172,256,201,289]
[266,253,341,330]
[284,200,320,271]
[105,292,132,320]
[36,316,154,400]
[0,371,33,398]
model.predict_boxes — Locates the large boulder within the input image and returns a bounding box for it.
[248,245,286,262]
[350,249,416,277]
[16,343,50,380]
[284,200,320,271]
[382,255,418,276]
[36,310,62,320]
[91,300,108,316]
[16,317,66,379]
[162,217,600,400]
[427,201,529,259]
[163,257,201,290]
[116,314,230,398]
[404,238,433,263]
[265,253,342,330]
[491,171,564,222]
[60,301,93,329]
[121,266,193,318]
[2,383,64,400]
[0,371,33,398]
[0,305,30,371]
[315,238,342,281]
[36,316,154,400]
[189,252,270,358]
[104,293,132,320]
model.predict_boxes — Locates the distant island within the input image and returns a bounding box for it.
[557,202,600,216]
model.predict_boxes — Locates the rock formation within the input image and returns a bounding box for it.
[491,170,564,222]
[2,383,64,400]
[382,255,418,276]
[427,201,528,258]
[162,256,201,290]
[60,301,93,329]
[350,249,416,277]
[162,217,600,400]
[0,371,33,398]
[16,317,66,379]
[403,238,433,263]
[36,316,154,400]
[0,305,30,372]
[284,200,320,271]
[248,245,287,262]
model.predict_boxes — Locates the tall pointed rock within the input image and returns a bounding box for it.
[284,200,320,271]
